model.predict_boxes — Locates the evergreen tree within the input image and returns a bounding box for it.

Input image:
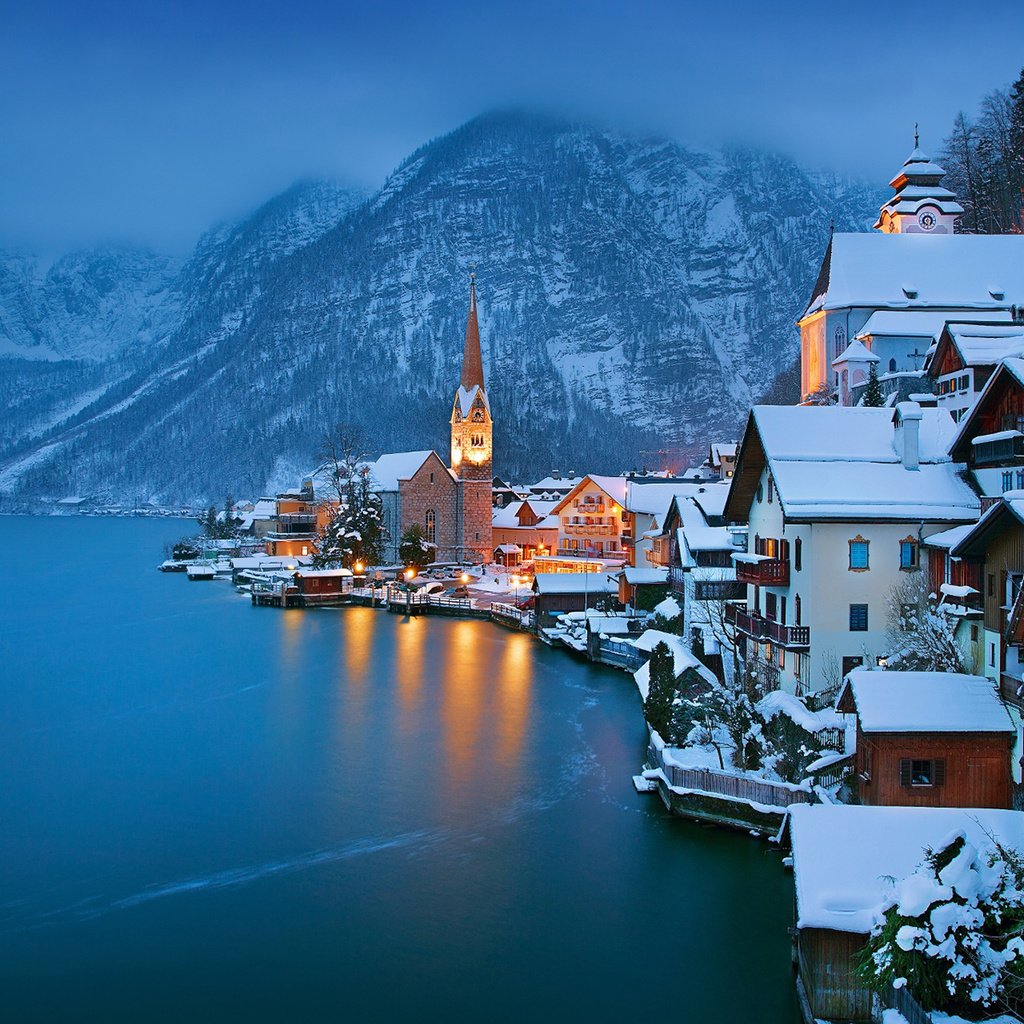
[314,468,386,568]
[399,523,432,569]
[643,642,676,739]
[863,361,884,406]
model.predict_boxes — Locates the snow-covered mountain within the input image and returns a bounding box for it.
[0,112,882,505]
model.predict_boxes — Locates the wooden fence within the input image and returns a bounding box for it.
[877,982,932,1024]
[648,739,812,808]
[490,603,535,630]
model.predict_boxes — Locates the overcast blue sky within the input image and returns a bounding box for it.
[2,0,1022,254]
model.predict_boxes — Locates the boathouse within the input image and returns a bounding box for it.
[786,804,1024,1023]
[836,669,1014,808]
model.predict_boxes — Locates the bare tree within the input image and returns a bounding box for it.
[884,575,971,673]
[317,423,368,506]
[804,379,837,407]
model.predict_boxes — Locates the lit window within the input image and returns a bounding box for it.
[425,510,436,545]
[849,538,869,570]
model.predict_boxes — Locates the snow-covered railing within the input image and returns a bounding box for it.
[490,603,534,630]
[876,981,932,1024]
[647,737,812,810]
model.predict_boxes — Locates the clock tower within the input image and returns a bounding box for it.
[874,129,963,234]
[450,273,493,563]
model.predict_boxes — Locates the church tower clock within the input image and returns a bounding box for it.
[450,273,493,563]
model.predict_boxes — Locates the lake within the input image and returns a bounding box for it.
[0,516,798,1022]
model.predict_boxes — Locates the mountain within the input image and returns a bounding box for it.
[0,112,883,506]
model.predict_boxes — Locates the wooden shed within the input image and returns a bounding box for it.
[786,805,1024,1023]
[837,669,1014,809]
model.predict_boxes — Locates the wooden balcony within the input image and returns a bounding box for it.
[732,606,810,649]
[734,556,789,587]
[1000,673,1024,710]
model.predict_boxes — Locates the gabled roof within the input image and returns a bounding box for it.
[368,451,441,491]
[550,474,629,515]
[838,668,1013,734]
[724,406,979,524]
[929,323,1024,374]
[951,494,1024,559]
[949,357,1024,463]
[802,233,1024,319]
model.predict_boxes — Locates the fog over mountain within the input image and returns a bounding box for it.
[0,112,883,506]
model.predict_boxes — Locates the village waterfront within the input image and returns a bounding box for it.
[0,515,798,1022]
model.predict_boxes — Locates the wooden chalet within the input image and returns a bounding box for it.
[837,669,1014,809]
[952,497,1024,710]
[531,572,620,629]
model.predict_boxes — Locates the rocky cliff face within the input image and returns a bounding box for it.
[0,113,882,504]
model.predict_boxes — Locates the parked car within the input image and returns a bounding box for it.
[447,586,469,599]
[416,581,446,596]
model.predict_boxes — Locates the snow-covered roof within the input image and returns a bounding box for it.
[788,805,1024,933]
[856,310,1011,341]
[368,451,436,491]
[550,474,629,515]
[492,499,559,529]
[495,543,522,553]
[620,566,669,585]
[942,324,1024,367]
[757,690,843,735]
[532,572,618,595]
[294,568,353,578]
[753,405,954,463]
[710,442,737,464]
[625,481,711,517]
[804,233,1024,317]
[839,669,1013,734]
[629,629,718,696]
[527,475,576,493]
[831,339,879,367]
[740,406,979,522]
[922,522,975,550]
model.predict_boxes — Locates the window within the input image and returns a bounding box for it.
[849,603,869,631]
[899,539,919,570]
[988,573,996,598]
[794,594,801,625]
[990,642,996,668]
[756,483,763,503]
[888,358,896,372]
[430,471,434,483]
[765,592,777,621]
[970,624,979,642]
[899,758,946,788]
[425,509,436,546]
[1003,471,1014,492]
[767,474,774,503]
[794,537,802,572]
[793,652,802,684]
[833,324,846,361]
[1017,471,1024,489]
[849,537,869,571]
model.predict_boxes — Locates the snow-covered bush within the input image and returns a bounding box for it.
[859,832,1024,1018]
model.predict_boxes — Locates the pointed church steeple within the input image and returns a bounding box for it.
[460,272,486,390]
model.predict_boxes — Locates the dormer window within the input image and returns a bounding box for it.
[454,410,462,423]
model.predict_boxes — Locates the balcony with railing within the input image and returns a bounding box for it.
[972,431,1024,467]
[729,605,810,649]
[734,554,790,587]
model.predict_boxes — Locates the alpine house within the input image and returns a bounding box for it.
[722,404,980,696]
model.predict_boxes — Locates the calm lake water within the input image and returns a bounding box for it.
[0,516,798,1022]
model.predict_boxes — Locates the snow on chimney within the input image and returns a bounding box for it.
[893,402,922,470]
[551,469,560,481]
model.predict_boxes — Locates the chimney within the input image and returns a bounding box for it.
[568,470,575,480]
[551,469,560,481]
[893,402,922,471]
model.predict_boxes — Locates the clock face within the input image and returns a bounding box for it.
[918,210,937,231]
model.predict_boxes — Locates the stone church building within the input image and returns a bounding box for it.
[369,276,494,565]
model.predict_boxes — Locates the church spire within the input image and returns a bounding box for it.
[460,272,485,391]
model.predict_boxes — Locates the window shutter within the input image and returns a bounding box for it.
[934,759,946,787]
[899,759,912,787]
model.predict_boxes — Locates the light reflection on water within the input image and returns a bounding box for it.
[0,517,799,1024]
